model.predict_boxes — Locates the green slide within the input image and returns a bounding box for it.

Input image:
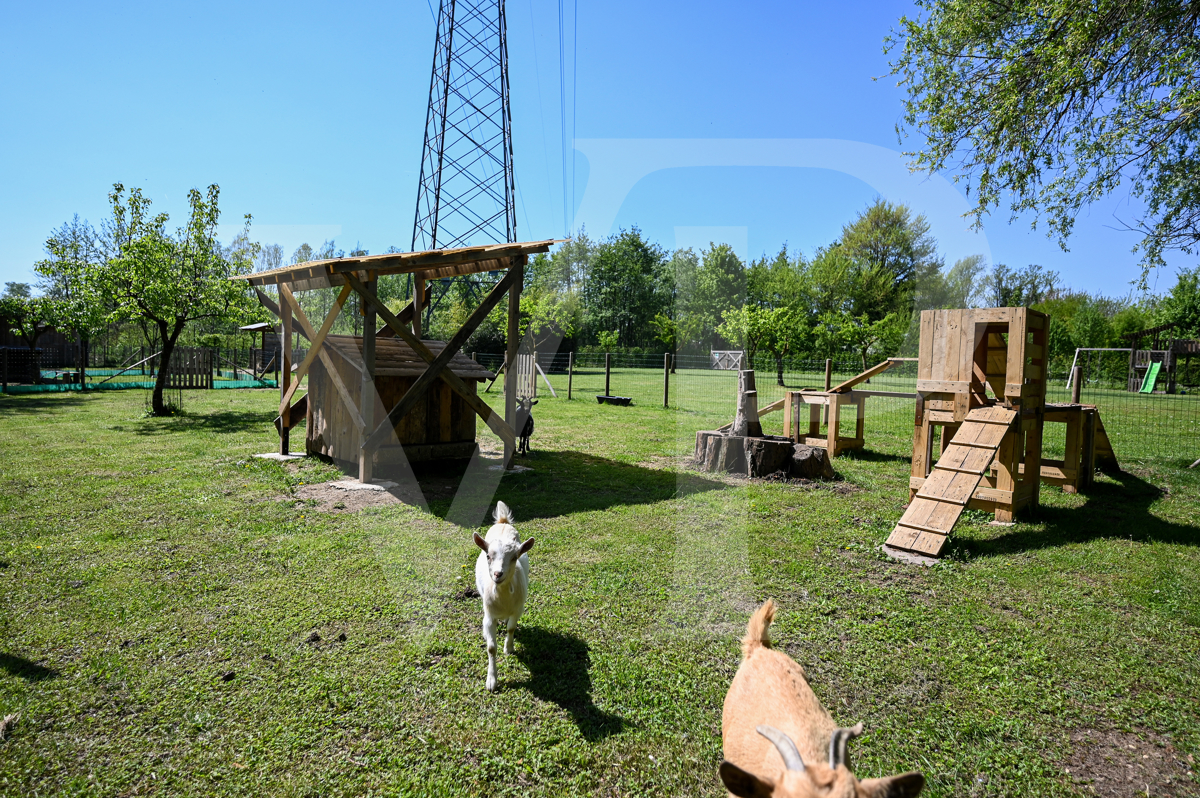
[1139,360,1162,393]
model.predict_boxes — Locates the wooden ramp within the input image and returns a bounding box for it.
[1094,411,1119,471]
[886,406,1018,558]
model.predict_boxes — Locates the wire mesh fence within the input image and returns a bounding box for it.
[474,351,1199,466]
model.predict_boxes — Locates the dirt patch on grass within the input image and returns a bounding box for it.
[293,481,422,513]
[1065,727,1197,797]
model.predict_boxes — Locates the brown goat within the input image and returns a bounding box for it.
[720,600,925,798]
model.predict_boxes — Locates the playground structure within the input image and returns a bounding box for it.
[1121,322,1200,394]
[782,357,916,458]
[884,307,1121,560]
[232,240,554,481]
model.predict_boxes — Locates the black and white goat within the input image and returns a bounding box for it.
[517,396,537,456]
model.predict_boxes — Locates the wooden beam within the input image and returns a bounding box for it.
[377,283,432,338]
[504,261,523,465]
[277,285,366,431]
[344,273,517,450]
[279,283,352,413]
[829,358,899,393]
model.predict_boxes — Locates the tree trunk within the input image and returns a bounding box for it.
[152,321,185,415]
[732,370,763,437]
[78,334,87,391]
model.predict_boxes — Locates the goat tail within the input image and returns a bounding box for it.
[494,500,514,525]
[741,599,776,659]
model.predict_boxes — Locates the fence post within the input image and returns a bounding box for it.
[604,353,611,397]
[1071,365,1082,404]
[567,351,574,400]
[2,348,7,393]
[823,358,832,424]
[663,352,670,408]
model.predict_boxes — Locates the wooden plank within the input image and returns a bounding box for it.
[918,311,934,380]
[910,531,950,557]
[828,358,897,393]
[967,405,1017,425]
[917,379,970,393]
[279,283,352,413]
[945,309,963,383]
[931,311,949,381]
[345,273,517,449]
[278,286,367,432]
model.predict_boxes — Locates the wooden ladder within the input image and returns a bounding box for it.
[886,406,1018,557]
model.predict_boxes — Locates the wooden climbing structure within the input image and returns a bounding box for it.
[886,307,1122,560]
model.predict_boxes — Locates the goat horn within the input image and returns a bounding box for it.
[828,723,864,769]
[756,724,805,772]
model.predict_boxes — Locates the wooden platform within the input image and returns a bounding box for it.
[886,406,1018,557]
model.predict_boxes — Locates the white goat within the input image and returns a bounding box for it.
[720,600,925,798]
[473,500,535,691]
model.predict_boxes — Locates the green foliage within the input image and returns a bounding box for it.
[595,329,619,351]
[581,228,669,349]
[96,183,256,414]
[889,0,1200,281]
[1156,267,1200,337]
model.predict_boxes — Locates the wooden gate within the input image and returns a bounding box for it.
[514,352,537,399]
[166,347,214,389]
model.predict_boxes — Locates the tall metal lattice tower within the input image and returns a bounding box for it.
[412,0,516,253]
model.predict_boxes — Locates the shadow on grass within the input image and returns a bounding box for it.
[0,394,88,413]
[513,627,628,742]
[409,448,726,522]
[0,652,59,681]
[839,449,911,464]
[958,470,1200,558]
[132,409,281,436]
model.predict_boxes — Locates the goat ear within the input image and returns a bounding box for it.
[530,399,538,405]
[473,532,489,553]
[518,537,535,554]
[857,772,925,798]
[719,761,774,798]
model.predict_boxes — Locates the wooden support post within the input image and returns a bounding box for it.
[2,347,7,393]
[504,262,523,466]
[359,273,377,483]
[827,393,842,457]
[567,351,574,400]
[663,352,670,408]
[413,274,425,339]
[1071,365,1082,404]
[280,304,292,455]
[823,358,832,423]
[783,391,793,440]
[532,346,538,398]
[604,353,611,397]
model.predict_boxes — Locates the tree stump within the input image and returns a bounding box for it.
[732,370,763,437]
[790,444,834,479]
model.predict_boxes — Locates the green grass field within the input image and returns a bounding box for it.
[1,388,1198,797]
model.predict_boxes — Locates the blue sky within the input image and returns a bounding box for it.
[0,0,1188,296]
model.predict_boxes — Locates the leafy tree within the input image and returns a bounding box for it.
[97,183,255,415]
[582,228,669,349]
[889,1,1200,280]
[37,215,109,388]
[917,254,988,310]
[0,294,55,359]
[983,264,1060,307]
[839,199,939,291]
[3,283,31,299]
[1155,267,1200,336]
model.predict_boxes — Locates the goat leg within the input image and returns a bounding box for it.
[483,614,499,691]
[504,617,517,654]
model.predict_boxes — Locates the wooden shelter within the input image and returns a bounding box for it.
[232,240,555,481]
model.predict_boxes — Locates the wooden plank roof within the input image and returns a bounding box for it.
[233,239,558,289]
[323,335,496,382]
